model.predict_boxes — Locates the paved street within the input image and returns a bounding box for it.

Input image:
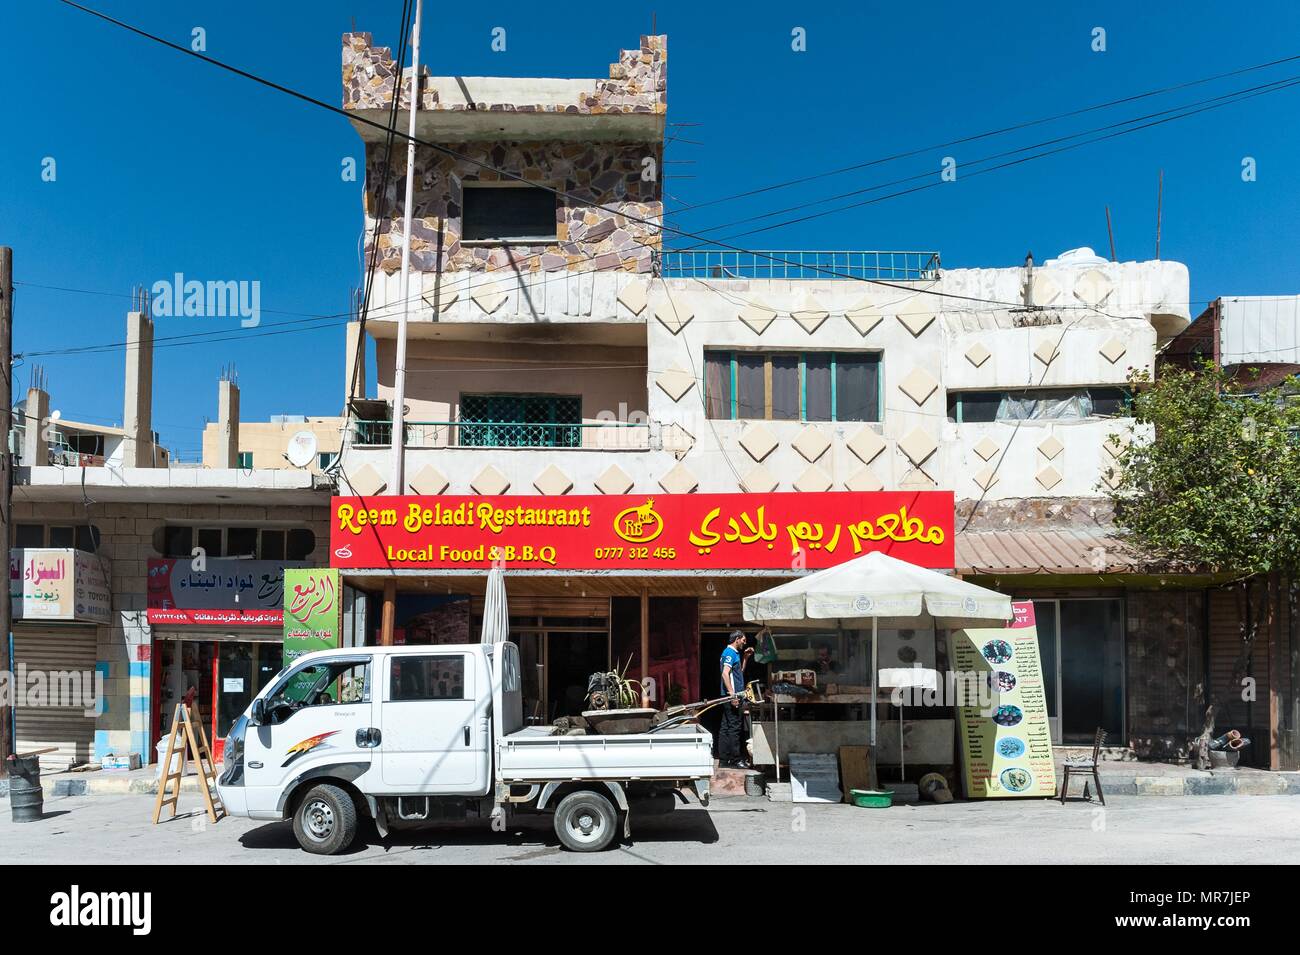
[4,792,1297,864]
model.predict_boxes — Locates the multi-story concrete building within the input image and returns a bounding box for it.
[328,31,1253,767]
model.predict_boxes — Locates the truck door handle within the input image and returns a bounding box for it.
[463,725,471,746]
[248,761,263,769]
[356,727,382,748]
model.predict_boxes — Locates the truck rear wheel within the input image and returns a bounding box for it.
[293,783,358,855]
[553,790,618,852]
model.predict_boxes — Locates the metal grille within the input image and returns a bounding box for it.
[656,249,941,282]
[459,394,582,448]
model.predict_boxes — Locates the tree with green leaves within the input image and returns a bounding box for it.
[1107,363,1300,768]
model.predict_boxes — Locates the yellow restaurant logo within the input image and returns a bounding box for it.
[613,498,664,544]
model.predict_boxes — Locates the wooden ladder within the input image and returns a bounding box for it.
[151,702,225,824]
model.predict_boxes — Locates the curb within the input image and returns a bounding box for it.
[1,774,210,798]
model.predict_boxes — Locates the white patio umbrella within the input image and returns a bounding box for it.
[480,566,510,645]
[743,551,1013,758]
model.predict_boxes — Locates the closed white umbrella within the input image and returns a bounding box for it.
[743,551,1012,750]
[480,566,509,645]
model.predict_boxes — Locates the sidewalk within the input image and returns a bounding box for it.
[0,765,210,798]
[1056,758,1300,797]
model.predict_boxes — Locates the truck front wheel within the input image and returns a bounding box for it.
[293,784,358,855]
[553,790,618,852]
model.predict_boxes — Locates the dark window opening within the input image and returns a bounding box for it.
[462,185,557,242]
[948,387,1134,423]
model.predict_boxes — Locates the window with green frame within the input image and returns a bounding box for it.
[459,393,582,447]
[704,351,881,421]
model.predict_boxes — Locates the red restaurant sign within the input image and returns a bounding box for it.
[330,492,954,571]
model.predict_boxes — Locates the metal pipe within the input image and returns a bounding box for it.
[389,0,422,496]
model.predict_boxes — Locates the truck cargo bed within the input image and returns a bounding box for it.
[499,725,713,782]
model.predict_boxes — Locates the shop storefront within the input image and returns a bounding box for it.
[146,557,305,758]
[329,491,957,763]
[8,548,112,770]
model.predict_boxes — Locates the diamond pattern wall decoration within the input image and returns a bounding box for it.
[1104,432,1131,459]
[973,466,998,491]
[1038,435,1065,460]
[348,463,386,497]
[792,425,831,462]
[471,279,508,314]
[898,427,938,466]
[845,466,883,492]
[408,464,449,496]
[739,304,777,335]
[655,366,696,402]
[846,427,886,464]
[897,309,937,337]
[899,367,940,406]
[741,464,778,494]
[1029,272,1063,307]
[617,280,649,316]
[791,299,829,335]
[739,423,779,462]
[595,463,635,495]
[533,464,573,496]
[900,467,936,490]
[794,464,832,493]
[973,437,1001,461]
[1101,465,1124,490]
[658,462,698,494]
[1074,268,1114,307]
[1100,337,1127,364]
[845,297,883,337]
[1033,338,1060,366]
[965,342,992,368]
[421,286,459,312]
[471,464,511,496]
[654,299,694,335]
[1035,465,1063,491]
[663,422,696,457]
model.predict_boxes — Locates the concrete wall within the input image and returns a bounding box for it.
[347,256,1188,501]
[373,338,647,447]
[10,497,331,762]
[202,418,345,472]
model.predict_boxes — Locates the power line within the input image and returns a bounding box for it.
[674,72,1300,244]
[706,75,1300,244]
[666,50,1300,217]
[48,0,1067,312]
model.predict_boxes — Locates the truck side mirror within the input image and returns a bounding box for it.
[251,698,267,725]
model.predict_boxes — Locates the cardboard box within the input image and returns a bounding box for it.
[100,753,142,771]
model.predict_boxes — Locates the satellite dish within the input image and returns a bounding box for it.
[285,430,318,468]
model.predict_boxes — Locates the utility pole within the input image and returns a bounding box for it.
[1,247,13,774]
[388,0,422,500]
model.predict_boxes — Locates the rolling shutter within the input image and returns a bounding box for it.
[12,627,98,771]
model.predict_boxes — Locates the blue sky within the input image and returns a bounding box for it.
[4,1,1299,458]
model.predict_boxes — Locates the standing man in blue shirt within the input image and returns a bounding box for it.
[718,629,753,768]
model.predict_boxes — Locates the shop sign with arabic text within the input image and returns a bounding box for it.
[330,492,954,570]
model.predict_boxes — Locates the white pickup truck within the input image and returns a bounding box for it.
[216,642,714,854]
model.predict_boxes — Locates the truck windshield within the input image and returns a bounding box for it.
[265,659,371,712]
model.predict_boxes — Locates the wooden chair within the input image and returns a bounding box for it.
[1059,727,1107,805]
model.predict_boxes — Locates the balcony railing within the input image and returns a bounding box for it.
[351,419,652,450]
[656,249,941,282]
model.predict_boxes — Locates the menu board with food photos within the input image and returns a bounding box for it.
[948,601,1056,798]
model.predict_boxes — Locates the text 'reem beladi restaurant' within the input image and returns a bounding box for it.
[327,490,956,766]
